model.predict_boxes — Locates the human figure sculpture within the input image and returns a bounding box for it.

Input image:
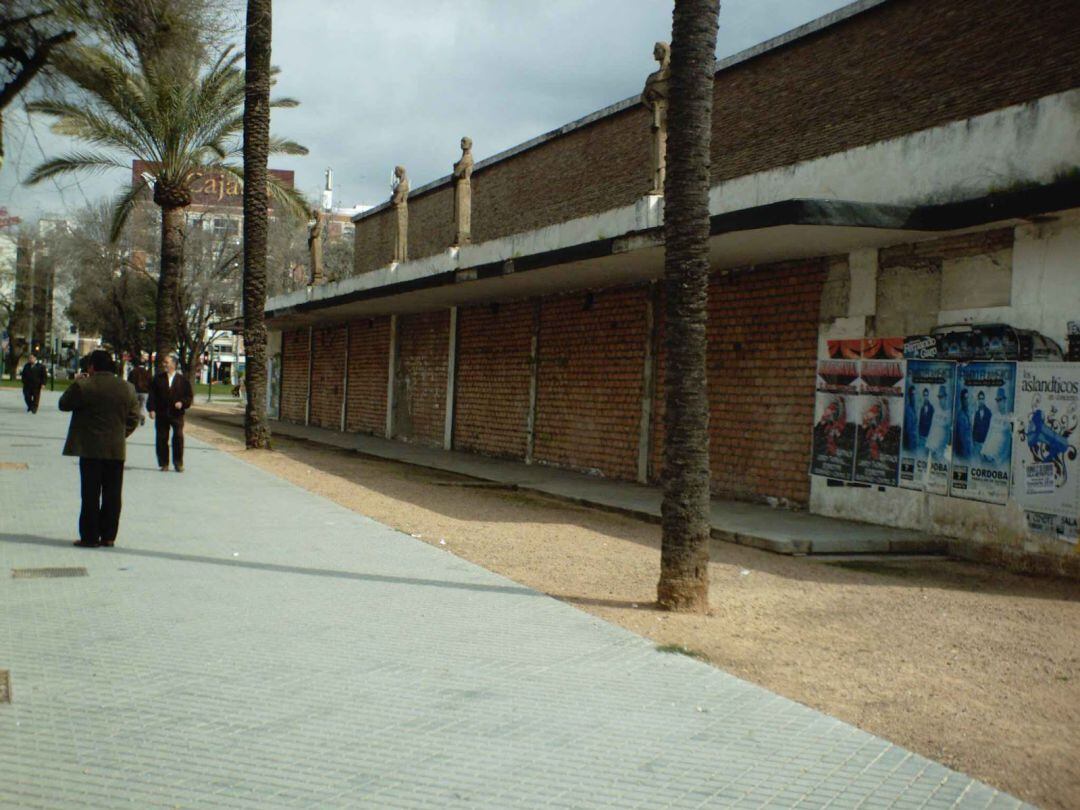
[453,137,474,245]
[642,41,670,195]
[391,165,409,262]
[307,207,325,285]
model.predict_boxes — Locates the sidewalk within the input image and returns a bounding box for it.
[200,410,942,557]
[1,390,1024,809]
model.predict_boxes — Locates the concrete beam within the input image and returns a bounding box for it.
[637,284,658,484]
[340,322,350,432]
[385,314,398,438]
[443,307,458,451]
[524,300,541,465]
[305,326,313,427]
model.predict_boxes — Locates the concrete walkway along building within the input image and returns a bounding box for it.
[0,391,1034,807]
[256,0,1080,577]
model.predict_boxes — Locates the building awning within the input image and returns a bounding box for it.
[264,179,1080,331]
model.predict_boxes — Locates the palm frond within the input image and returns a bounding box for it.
[212,162,311,222]
[108,178,151,244]
[270,97,300,109]
[269,137,309,156]
[26,151,127,185]
[26,98,148,155]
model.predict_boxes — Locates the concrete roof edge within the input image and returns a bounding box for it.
[352,0,893,224]
[280,179,1080,324]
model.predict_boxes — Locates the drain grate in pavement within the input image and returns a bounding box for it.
[11,443,41,447]
[12,567,88,579]
[0,670,9,703]
[0,462,29,470]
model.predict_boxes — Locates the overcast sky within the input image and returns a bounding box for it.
[1,0,852,222]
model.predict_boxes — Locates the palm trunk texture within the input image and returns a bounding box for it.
[155,203,185,362]
[242,0,272,449]
[657,0,720,613]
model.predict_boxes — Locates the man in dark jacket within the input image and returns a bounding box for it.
[127,359,152,425]
[147,353,194,472]
[20,353,47,413]
[58,350,140,548]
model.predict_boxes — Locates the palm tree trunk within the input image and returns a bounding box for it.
[657,0,720,613]
[242,0,272,449]
[155,202,185,362]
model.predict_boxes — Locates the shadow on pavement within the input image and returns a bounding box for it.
[0,532,540,598]
[186,415,1080,603]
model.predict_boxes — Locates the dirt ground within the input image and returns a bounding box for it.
[188,409,1080,810]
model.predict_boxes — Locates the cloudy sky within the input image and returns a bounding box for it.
[1,0,851,221]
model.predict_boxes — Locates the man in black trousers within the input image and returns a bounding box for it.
[147,353,194,472]
[20,353,47,413]
[58,350,140,548]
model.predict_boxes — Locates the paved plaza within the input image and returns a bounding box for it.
[0,390,1029,809]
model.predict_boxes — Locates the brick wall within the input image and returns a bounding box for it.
[394,310,449,445]
[711,0,1080,183]
[345,316,390,436]
[533,286,648,480]
[453,300,534,459]
[354,207,396,280]
[355,186,457,275]
[309,325,346,429]
[651,260,826,505]
[280,329,309,424]
[351,0,1079,274]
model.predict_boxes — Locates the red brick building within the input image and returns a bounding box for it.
[265,0,1080,570]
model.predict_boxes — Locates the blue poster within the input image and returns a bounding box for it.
[949,362,1016,504]
[900,360,956,494]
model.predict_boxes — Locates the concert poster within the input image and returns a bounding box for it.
[949,362,1016,504]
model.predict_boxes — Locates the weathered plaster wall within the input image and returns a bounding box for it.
[811,212,1080,569]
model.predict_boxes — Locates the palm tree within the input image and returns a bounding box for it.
[242,0,271,448]
[657,0,720,612]
[24,39,307,362]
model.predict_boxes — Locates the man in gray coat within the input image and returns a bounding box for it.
[59,350,141,548]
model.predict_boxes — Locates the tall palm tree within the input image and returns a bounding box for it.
[242,0,271,448]
[657,0,720,613]
[24,40,307,362]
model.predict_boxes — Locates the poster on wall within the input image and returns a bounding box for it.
[811,359,859,480]
[899,360,956,494]
[853,359,904,486]
[949,362,1016,504]
[860,337,904,360]
[826,339,864,360]
[1012,363,1080,544]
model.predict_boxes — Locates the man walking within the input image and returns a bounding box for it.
[58,350,140,548]
[20,353,47,413]
[148,354,193,472]
[127,359,152,425]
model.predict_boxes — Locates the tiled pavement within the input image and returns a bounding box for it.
[0,389,1029,809]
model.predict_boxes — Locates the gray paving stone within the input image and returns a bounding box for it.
[0,391,1033,809]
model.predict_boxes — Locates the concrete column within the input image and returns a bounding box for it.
[848,247,878,319]
[385,314,398,438]
[636,284,658,483]
[524,300,541,464]
[340,322,350,432]
[443,307,458,451]
[305,326,313,427]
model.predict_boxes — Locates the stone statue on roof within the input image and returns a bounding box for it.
[453,136,474,246]
[391,165,409,263]
[642,41,671,195]
[307,206,325,285]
